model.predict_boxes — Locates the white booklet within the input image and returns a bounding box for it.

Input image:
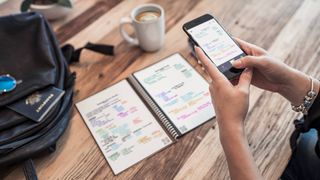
[76,53,215,175]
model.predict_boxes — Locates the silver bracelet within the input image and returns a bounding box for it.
[292,77,317,115]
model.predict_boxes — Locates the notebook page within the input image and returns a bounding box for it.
[133,54,215,135]
[76,80,172,175]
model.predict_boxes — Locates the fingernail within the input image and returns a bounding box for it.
[197,60,202,64]
[231,60,241,67]
[194,46,198,55]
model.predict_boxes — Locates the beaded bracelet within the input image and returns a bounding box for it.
[292,77,317,115]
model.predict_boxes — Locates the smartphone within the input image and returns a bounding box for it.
[183,14,246,79]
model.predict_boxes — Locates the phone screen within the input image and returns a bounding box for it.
[187,18,245,67]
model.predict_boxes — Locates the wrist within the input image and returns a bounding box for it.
[219,126,248,150]
[278,69,311,105]
[291,78,320,114]
[218,118,246,145]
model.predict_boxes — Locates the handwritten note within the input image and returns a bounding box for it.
[134,54,215,135]
[76,80,172,175]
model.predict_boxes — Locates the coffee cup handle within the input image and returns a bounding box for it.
[120,17,139,46]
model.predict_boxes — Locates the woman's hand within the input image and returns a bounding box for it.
[232,38,317,106]
[195,46,252,135]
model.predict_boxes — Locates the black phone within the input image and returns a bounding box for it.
[183,14,246,79]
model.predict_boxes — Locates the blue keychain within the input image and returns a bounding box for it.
[0,74,17,94]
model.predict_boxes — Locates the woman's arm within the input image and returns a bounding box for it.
[220,119,262,180]
[195,47,263,180]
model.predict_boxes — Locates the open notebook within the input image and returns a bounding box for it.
[76,53,215,175]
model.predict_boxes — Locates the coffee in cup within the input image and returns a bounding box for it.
[135,11,160,22]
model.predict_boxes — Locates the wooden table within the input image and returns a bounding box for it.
[1,0,320,179]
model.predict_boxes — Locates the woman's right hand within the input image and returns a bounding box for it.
[232,38,314,106]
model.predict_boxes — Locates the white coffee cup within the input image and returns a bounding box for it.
[120,4,165,52]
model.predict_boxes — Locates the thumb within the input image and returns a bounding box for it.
[195,46,226,82]
[232,56,264,69]
[237,68,253,93]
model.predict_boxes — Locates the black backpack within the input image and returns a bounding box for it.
[0,12,113,179]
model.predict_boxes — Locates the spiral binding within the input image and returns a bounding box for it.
[128,75,179,139]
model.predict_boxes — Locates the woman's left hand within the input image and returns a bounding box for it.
[195,46,253,136]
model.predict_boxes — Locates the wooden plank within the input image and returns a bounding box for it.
[51,0,98,31]
[0,0,22,15]
[0,0,89,26]
[56,0,121,43]
[64,0,153,48]
[0,0,108,38]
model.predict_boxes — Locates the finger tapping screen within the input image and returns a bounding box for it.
[188,18,245,66]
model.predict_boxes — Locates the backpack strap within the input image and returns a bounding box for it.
[23,159,38,180]
[61,42,114,64]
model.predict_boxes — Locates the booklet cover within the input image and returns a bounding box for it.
[8,86,65,122]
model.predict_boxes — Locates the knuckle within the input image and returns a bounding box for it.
[209,85,214,91]
[259,58,269,66]
[239,88,249,96]
[254,56,267,66]
[215,77,225,85]
[243,57,254,66]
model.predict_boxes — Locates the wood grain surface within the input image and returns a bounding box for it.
[1,0,320,179]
